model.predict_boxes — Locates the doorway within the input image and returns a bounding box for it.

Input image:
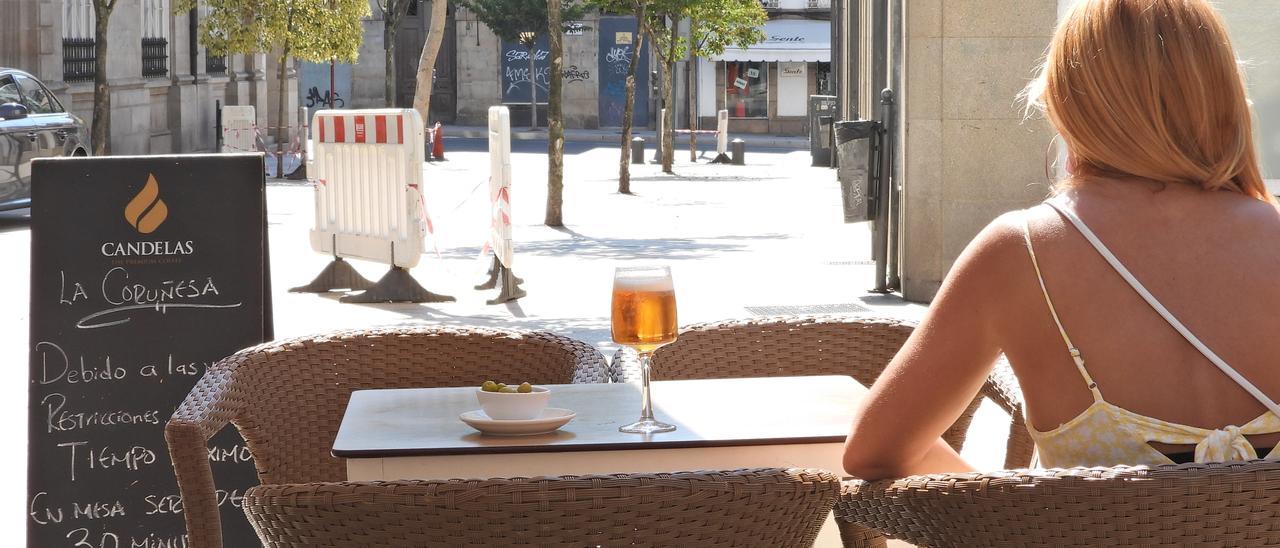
[396,1,457,124]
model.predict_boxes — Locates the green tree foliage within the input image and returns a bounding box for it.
[644,0,764,173]
[185,0,369,153]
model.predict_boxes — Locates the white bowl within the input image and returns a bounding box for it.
[476,386,550,420]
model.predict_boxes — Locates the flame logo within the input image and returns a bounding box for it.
[124,174,168,234]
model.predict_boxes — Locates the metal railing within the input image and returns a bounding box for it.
[142,38,169,78]
[206,52,227,75]
[62,39,96,82]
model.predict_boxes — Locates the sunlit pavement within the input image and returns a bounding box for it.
[2,139,1004,544]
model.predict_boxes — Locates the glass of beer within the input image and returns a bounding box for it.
[611,265,678,434]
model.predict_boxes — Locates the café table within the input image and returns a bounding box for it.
[333,375,867,547]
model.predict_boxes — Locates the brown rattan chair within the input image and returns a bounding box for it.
[165,325,609,548]
[242,468,841,547]
[835,459,1280,547]
[610,315,1033,468]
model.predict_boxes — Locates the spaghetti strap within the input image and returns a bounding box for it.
[1021,208,1104,401]
[1044,200,1280,418]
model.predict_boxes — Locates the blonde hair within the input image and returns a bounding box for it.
[1025,0,1271,202]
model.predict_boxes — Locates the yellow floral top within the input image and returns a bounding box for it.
[1022,201,1280,468]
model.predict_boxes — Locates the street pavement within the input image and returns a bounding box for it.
[0,137,1006,544]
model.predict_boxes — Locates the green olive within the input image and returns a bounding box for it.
[499,386,519,393]
[481,380,498,392]
[517,382,533,393]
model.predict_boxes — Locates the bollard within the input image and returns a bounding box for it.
[731,138,746,165]
[710,110,731,163]
[630,137,645,165]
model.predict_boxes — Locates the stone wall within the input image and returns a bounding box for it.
[899,0,1057,301]
[352,1,388,110]
[560,21,599,129]
[453,10,502,126]
[453,11,605,128]
[3,0,285,155]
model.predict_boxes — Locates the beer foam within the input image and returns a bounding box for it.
[615,274,674,292]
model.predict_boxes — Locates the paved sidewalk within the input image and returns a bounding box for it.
[443,125,811,150]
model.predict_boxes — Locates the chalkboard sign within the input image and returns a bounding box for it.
[28,154,271,548]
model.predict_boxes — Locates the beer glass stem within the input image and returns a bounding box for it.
[639,351,656,421]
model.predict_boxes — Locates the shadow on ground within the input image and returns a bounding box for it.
[440,231,791,261]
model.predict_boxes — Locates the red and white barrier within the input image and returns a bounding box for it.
[309,108,430,269]
[221,105,259,154]
[488,106,514,268]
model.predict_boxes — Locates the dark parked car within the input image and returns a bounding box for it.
[0,68,89,211]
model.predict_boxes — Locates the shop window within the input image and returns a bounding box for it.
[816,62,832,95]
[725,61,767,118]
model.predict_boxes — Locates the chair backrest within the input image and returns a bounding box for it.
[243,468,841,547]
[611,315,915,386]
[610,315,1034,469]
[166,326,608,548]
[836,459,1280,547]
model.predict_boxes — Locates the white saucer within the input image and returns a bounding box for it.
[459,408,576,436]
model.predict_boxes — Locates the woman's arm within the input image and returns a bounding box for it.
[843,214,1023,480]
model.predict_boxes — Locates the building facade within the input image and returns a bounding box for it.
[450,8,651,130]
[695,0,833,136]
[1,0,297,155]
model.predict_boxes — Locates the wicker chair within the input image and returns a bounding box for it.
[242,468,841,547]
[610,315,1033,467]
[165,325,609,548]
[835,459,1280,547]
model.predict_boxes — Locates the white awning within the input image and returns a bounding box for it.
[712,19,830,63]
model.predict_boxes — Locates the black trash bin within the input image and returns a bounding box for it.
[834,120,882,224]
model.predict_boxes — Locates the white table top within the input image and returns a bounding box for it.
[333,375,866,458]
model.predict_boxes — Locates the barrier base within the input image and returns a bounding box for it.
[290,257,375,293]
[475,255,524,290]
[486,264,527,305]
[341,266,456,304]
[710,153,732,164]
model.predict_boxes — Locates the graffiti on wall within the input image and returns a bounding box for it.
[563,65,591,83]
[501,37,550,102]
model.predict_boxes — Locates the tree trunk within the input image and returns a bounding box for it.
[90,1,113,155]
[276,46,290,171]
[660,19,677,174]
[545,0,563,226]
[617,4,646,195]
[412,0,448,125]
[687,18,697,163]
[385,16,397,107]
[661,59,675,173]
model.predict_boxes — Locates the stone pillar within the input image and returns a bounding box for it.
[898,0,1058,301]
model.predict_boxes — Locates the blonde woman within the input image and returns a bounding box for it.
[844,0,1278,479]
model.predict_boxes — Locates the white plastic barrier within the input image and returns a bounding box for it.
[309,108,429,269]
[221,105,258,154]
[488,106,514,268]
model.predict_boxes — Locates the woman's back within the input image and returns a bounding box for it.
[843,0,1279,480]
[997,182,1280,460]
